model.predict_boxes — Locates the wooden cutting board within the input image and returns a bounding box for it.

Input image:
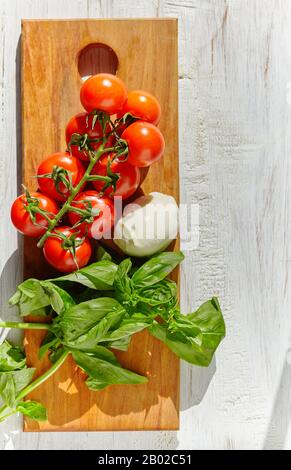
[21,19,179,431]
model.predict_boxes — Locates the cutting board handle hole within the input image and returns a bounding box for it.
[77,43,118,81]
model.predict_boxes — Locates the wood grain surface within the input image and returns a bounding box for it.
[1,0,291,451]
[21,18,179,431]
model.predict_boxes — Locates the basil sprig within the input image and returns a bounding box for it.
[0,341,46,422]
[1,250,226,424]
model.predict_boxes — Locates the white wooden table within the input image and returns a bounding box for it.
[0,0,290,450]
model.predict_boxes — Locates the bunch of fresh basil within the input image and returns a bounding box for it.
[0,341,47,422]
[0,250,225,423]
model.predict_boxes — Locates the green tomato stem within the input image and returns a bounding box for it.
[0,321,51,330]
[16,350,69,402]
[37,144,115,249]
[0,350,69,423]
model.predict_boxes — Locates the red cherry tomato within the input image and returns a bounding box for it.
[68,191,115,240]
[37,152,85,202]
[65,112,114,161]
[91,154,140,199]
[10,192,59,237]
[43,226,92,273]
[118,90,161,125]
[121,121,165,167]
[80,73,127,114]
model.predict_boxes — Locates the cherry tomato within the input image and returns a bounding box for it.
[43,226,92,273]
[65,112,114,161]
[80,73,127,114]
[37,152,85,202]
[10,192,59,237]
[118,90,161,125]
[68,191,115,240]
[91,154,140,199]
[121,121,165,167]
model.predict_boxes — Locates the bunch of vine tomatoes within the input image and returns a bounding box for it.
[10,73,165,272]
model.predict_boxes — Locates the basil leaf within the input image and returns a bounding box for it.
[101,314,151,343]
[53,297,126,348]
[74,345,120,365]
[136,279,178,306]
[16,400,47,421]
[0,341,26,371]
[0,368,35,407]
[38,332,61,360]
[40,281,75,315]
[132,251,184,288]
[149,297,225,367]
[9,279,75,317]
[9,279,51,317]
[114,258,133,303]
[49,347,66,364]
[103,336,132,351]
[72,349,148,390]
[96,245,112,261]
[64,309,124,352]
[52,260,118,290]
[0,373,15,407]
[12,368,36,394]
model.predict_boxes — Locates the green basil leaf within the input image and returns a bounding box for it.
[64,309,125,352]
[9,279,75,317]
[0,373,15,407]
[96,245,112,261]
[52,260,118,290]
[53,297,126,347]
[48,346,66,364]
[0,341,26,371]
[136,279,178,306]
[40,281,75,315]
[131,251,184,288]
[188,297,226,345]
[103,336,132,351]
[38,333,61,360]
[74,345,120,366]
[72,349,148,390]
[9,279,51,317]
[16,400,47,421]
[101,313,151,343]
[114,258,133,303]
[12,368,36,394]
[149,297,225,367]
[0,368,35,407]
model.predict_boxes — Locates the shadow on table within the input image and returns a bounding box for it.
[180,357,216,410]
[0,37,23,340]
[263,353,291,450]
[0,249,23,344]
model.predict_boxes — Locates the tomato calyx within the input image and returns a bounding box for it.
[91,110,111,133]
[22,186,54,225]
[50,229,86,270]
[96,157,121,194]
[68,199,101,228]
[113,138,129,160]
[68,132,102,153]
[116,111,138,126]
[67,110,116,161]
[37,165,73,197]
